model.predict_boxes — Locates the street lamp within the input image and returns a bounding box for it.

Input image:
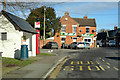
[43,7,46,46]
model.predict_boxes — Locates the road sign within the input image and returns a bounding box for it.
[35,22,40,28]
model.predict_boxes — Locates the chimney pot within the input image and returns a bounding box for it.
[83,16,87,19]
[114,26,118,30]
[65,12,69,16]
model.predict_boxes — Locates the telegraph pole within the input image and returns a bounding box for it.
[43,7,46,45]
[2,0,6,11]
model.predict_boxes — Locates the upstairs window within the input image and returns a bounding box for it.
[1,32,7,40]
[61,25,66,33]
[73,27,77,33]
[86,28,89,33]
[72,25,77,33]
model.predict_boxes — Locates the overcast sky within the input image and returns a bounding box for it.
[0,2,119,32]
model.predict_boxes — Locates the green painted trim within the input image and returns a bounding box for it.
[61,33,76,36]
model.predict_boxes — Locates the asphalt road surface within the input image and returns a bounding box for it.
[54,47,120,79]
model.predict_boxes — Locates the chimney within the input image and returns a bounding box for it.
[65,12,69,16]
[83,16,87,19]
[114,26,118,30]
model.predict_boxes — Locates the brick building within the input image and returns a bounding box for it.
[54,12,97,48]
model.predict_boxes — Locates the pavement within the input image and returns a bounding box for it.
[2,49,67,79]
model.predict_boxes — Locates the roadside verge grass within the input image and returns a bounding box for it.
[38,53,55,56]
[2,57,37,75]
[2,53,55,75]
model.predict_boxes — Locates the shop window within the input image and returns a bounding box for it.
[84,39,91,43]
[85,39,87,42]
[88,39,91,42]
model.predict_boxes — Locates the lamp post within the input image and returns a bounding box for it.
[43,7,46,45]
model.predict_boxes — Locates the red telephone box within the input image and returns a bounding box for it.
[36,30,40,54]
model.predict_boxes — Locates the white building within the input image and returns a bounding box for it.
[0,10,38,58]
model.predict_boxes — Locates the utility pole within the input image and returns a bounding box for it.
[2,0,6,11]
[43,7,46,45]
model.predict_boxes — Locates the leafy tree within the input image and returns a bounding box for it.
[26,6,61,38]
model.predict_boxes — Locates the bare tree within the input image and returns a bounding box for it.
[0,1,65,19]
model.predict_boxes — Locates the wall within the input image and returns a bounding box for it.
[54,14,78,47]
[40,39,54,48]
[32,34,36,56]
[0,15,23,58]
[54,13,97,48]
[23,32,36,57]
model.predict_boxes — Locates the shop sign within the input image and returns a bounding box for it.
[82,34,94,37]
[61,33,76,36]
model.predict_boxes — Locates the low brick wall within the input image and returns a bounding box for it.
[40,39,54,48]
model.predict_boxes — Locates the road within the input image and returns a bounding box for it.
[49,47,120,79]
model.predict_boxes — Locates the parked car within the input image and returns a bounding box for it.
[84,43,90,49]
[45,42,58,49]
[61,44,68,49]
[108,40,116,47]
[77,42,85,49]
[68,42,78,49]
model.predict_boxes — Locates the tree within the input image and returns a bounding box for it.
[26,6,61,38]
[98,28,110,33]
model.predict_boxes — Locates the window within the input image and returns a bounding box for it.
[73,38,77,42]
[65,18,68,20]
[92,29,95,33]
[61,38,65,41]
[61,25,66,33]
[88,39,91,42]
[84,39,91,43]
[1,32,7,40]
[85,39,87,42]
[80,30,82,32]
[61,38,65,44]
[86,28,89,33]
[72,25,77,33]
[73,27,77,33]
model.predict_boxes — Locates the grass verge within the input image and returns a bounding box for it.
[2,57,37,75]
[2,53,55,75]
[37,53,55,56]
[2,57,37,67]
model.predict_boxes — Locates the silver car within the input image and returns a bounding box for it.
[77,42,85,49]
